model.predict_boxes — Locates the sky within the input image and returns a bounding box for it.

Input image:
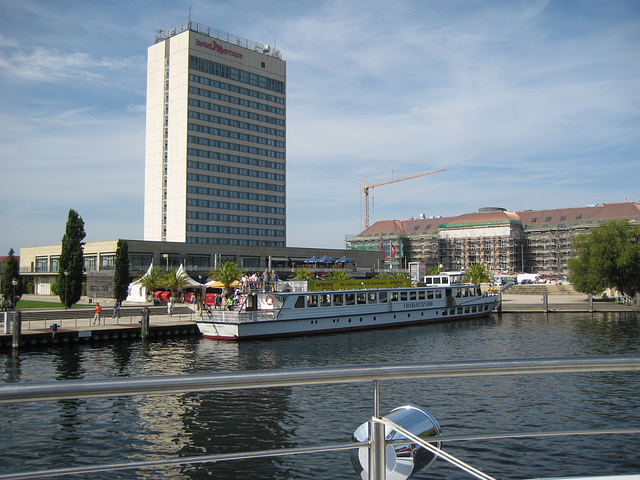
[1,0,639,255]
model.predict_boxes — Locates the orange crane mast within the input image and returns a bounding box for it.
[362,168,445,228]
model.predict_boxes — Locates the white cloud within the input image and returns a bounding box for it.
[1,0,638,253]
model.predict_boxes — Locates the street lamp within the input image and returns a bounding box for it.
[11,279,17,310]
[64,271,69,309]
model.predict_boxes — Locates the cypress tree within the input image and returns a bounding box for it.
[2,248,22,306]
[58,209,86,308]
[113,239,130,302]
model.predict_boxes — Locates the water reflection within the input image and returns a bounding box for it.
[0,312,638,479]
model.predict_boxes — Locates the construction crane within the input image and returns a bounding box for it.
[362,168,445,228]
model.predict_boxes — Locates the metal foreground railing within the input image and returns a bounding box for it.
[0,356,639,480]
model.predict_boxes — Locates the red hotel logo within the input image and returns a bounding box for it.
[196,39,243,59]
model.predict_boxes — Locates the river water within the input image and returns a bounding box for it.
[1,311,639,480]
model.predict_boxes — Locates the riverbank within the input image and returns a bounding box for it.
[500,292,638,313]
[2,292,637,349]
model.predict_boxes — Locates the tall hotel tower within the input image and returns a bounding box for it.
[144,23,286,247]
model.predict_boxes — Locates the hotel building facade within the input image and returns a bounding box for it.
[144,22,287,247]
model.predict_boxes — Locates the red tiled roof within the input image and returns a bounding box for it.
[517,202,640,226]
[356,202,640,236]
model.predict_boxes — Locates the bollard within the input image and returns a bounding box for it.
[140,307,150,339]
[588,293,594,312]
[497,292,503,314]
[12,311,22,350]
[543,292,548,312]
[3,311,11,334]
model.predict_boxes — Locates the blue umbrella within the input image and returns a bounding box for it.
[304,256,320,263]
[317,255,336,263]
[336,256,354,263]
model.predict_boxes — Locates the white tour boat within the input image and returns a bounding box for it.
[195,274,500,340]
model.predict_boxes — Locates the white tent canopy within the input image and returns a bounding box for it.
[126,261,154,303]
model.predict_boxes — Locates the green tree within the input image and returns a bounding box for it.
[2,248,23,305]
[290,268,313,281]
[162,268,191,299]
[136,266,165,297]
[374,271,410,280]
[569,220,640,297]
[325,270,352,280]
[426,266,442,275]
[113,239,130,302]
[58,210,86,308]
[463,263,490,284]
[208,261,242,295]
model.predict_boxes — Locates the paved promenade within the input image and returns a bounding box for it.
[500,292,638,313]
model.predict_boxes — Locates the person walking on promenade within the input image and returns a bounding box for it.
[167,299,173,317]
[112,300,121,318]
[93,303,102,325]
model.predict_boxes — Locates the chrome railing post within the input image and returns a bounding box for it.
[369,379,386,480]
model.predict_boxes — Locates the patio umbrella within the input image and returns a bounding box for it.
[317,255,336,263]
[304,256,320,263]
[336,256,354,263]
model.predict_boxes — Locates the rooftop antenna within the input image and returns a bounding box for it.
[188,5,192,28]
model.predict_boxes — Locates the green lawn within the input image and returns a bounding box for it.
[14,300,87,309]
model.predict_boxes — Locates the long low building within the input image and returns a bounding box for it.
[20,240,383,298]
[348,201,640,277]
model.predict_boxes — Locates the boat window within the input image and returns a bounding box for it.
[368,293,377,304]
[409,291,417,301]
[357,293,367,304]
[306,295,318,308]
[476,286,482,296]
[454,288,462,298]
[433,277,441,284]
[320,294,331,307]
[457,307,463,314]
[442,309,447,316]
[333,294,343,306]
[390,292,399,302]
[424,278,432,284]
[463,288,469,297]
[345,293,356,305]
[464,307,470,313]
[418,291,425,300]
[435,290,442,299]
[379,292,388,303]
[400,292,408,301]
[294,296,305,308]
[472,306,477,313]
[427,291,434,299]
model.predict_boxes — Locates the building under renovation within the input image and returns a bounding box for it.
[347,202,640,277]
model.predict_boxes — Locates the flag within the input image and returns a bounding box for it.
[380,243,385,254]
[390,243,396,258]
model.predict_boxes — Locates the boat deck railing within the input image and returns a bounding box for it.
[204,308,276,323]
[0,356,639,480]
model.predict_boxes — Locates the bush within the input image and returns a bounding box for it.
[51,282,61,296]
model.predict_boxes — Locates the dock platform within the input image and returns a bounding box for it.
[1,304,200,348]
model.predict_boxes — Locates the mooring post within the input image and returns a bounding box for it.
[12,311,22,350]
[542,292,548,312]
[140,307,150,339]
[588,293,594,312]
[497,292,502,314]
[3,312,10,334]
[369,379,386,480]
